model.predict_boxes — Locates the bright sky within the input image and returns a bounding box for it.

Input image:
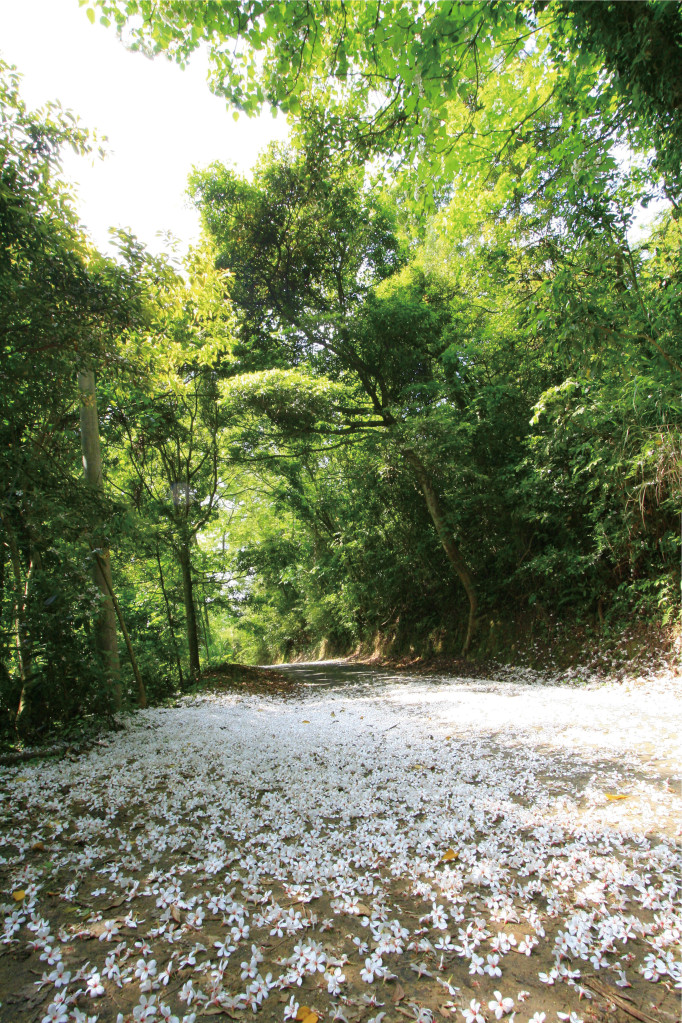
[0,0,288,257]
[0,0,666,258]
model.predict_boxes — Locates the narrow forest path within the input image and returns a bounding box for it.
[0,662,680,1023]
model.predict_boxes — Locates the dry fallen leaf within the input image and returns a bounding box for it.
[170,905,182,923]
[441,848,458,863]
[296,1008,319,1023]
[392,983,405,1004]
[12,890,26,902]
[104,895,126,910]
[31,841,45,852]
[302,720,310,724]
[605,794,628,801]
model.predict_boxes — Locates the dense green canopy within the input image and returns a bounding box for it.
[88,0,682,198]
[1,2,681,735]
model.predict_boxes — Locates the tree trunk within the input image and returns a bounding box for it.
[0,533,9,696]
[155,544,185,689]
[93,551,147,708]
[78,369,122,710]
[3,518,31,724]
[201,593,212,663]
[14,547,40,729]
[178,540,201,680]
[3,513,46,731]
[401,447,478,656]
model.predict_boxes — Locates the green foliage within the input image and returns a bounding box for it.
[546,1,682,196]
[4,0,682,705]
[90,0,682,213]
[0,61,124,735]
[184,130,681,660]
[0,538,111,737]
[0,65,231,735]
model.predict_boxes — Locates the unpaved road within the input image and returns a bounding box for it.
[271,660,682,834]
[0,660,679,1023]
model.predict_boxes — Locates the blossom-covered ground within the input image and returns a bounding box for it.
[0,661,680,1023]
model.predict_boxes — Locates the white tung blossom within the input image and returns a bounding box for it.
[1,661,680,1023]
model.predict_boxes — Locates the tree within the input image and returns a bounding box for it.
[192,149,483,652]
[78,367,123,708]
[545,1,682,199]
[115,376,225,679]
[109,248,239,680]
[0,62,156,730]
[88,0,682,203]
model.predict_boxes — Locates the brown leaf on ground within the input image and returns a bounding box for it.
[392,982,405,1003]
[104,895,127,909]
[295,1007,319,1023]
[395,1007,416,1019]
[199,663,301,697]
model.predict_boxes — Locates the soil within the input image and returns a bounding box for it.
[0,660,679,1023]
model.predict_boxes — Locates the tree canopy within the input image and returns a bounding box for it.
[87,0,682,201]
[1,2,681,736]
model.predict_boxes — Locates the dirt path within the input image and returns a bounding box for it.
[0,661,680,1023]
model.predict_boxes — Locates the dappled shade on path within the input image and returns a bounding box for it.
[0,662,679,1023]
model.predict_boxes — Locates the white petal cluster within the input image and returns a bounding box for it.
[0,661,680,1023]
